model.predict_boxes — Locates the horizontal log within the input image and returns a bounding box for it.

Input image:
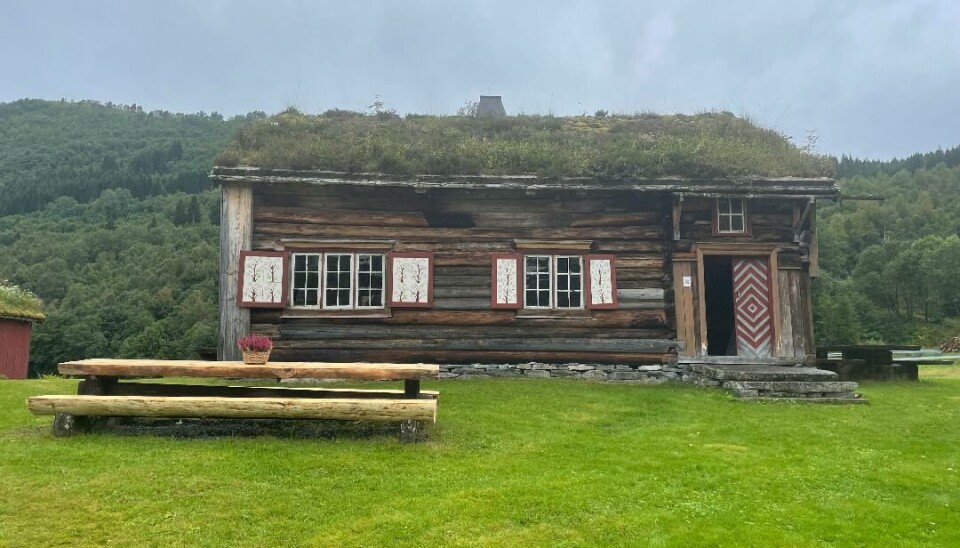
[433,275,491,288]
[433,297,492,309]
[253,309,669,329]
[615,268,669,282]
[617,257,665,269]
[279,324,672,340]
[394,241,515,253]
[107,383,439,400]
[253,207,429,227]
[569,211,665,227]
[433,287,490,299]
[58,359,438,380]
[274,337,680,353]
[434,266,489,277]
[618,279,669,290]
[28,396,437,422]
[592,241,665,253]
[272,348,674,365]
[618,288,666,301]
[255,223,664,241]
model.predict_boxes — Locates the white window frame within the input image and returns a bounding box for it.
[323,253,354,310]
[523,254,584,310]
[288,252,386,310]
[290,252,323,309]
[717,198,747,234]
[354,253,386,309]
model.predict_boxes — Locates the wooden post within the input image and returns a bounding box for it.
[404,379,420,399]
[219,183,253,360]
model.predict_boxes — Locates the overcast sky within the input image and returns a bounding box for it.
[2,0,958,159]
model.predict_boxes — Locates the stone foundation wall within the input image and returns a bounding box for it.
[439,362,690,383]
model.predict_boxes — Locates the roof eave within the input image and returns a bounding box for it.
[210,166,839,198]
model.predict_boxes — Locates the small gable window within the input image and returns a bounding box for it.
[716,198,748,234]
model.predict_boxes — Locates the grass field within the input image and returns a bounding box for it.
[1,368,958,547]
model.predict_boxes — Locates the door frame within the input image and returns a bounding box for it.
[694,243,780,357]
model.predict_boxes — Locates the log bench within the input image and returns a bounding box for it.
[27,359,439,442]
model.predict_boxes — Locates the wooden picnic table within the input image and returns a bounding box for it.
[28,359,439,441]
[816,344,921,381]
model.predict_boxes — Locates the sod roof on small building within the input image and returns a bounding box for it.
[215,109,834,181]
[0,282,45,322]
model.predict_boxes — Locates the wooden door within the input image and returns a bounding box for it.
[732,258,773,357]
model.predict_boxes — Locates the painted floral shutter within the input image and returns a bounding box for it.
[237,251,288,308]
[585,255,618,309]
[490,253,522,309]
[387,252,434,307]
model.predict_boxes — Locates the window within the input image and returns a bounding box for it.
[524,255,583,309]
[290,252,385,309]
[716,198,747,234]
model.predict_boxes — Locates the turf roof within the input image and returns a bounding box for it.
[0,282,44,321]
[216,109,833,180]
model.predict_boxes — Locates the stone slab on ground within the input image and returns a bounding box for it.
[691,364,839,382]
[722,380,859,393]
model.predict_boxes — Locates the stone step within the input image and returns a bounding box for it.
[691,364,838,382]
[721,381,859,394]
[734,396,868,405]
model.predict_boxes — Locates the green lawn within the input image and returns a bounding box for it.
[1,370,958,547]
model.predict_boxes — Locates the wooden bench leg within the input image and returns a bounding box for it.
[53,412,90,437]
[77,376,119,432]
[400,419,425,443]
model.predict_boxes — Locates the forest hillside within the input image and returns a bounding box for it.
[0,100,259,375]
[1,99,958,375]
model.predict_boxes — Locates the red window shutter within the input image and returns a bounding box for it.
[387,252,434,307]
[490,253,522,309]
[237,251,288,308]
[585,255,618,309]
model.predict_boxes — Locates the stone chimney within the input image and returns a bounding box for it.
[477,95,506,118]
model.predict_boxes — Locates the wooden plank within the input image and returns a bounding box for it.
[58,359,439,380]
[28,396,437,422]
[272,348,675,365]
[255,223,664,241]
[279,324,673,340]
[809,202,819,277]
[617,288,665,301]
[106,383,439,400]
[274,337,680,353]
[673,261,696,356]
[219,183,252,360]
[253,207,428,227]
[214,167,838,194]
[387,309,669,328]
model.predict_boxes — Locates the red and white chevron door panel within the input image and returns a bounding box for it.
[732,258,773,357]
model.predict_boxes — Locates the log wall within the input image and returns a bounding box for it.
[249,184,675,365]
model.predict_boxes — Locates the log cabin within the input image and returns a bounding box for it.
[211,107,838,378]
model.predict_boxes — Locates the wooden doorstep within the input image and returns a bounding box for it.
[58,359,439,381]
[28,396,437,423]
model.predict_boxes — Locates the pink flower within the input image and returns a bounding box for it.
[237,334,273,352]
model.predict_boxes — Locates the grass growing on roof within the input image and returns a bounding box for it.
[2,370,958,546]
[216,109,833,180]
[0,281,44,321]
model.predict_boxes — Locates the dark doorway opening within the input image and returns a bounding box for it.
[704,256,736,356]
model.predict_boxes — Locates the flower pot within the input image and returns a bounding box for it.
[242,349,271,365]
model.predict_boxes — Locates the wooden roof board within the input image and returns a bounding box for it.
[211,166,839,197]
